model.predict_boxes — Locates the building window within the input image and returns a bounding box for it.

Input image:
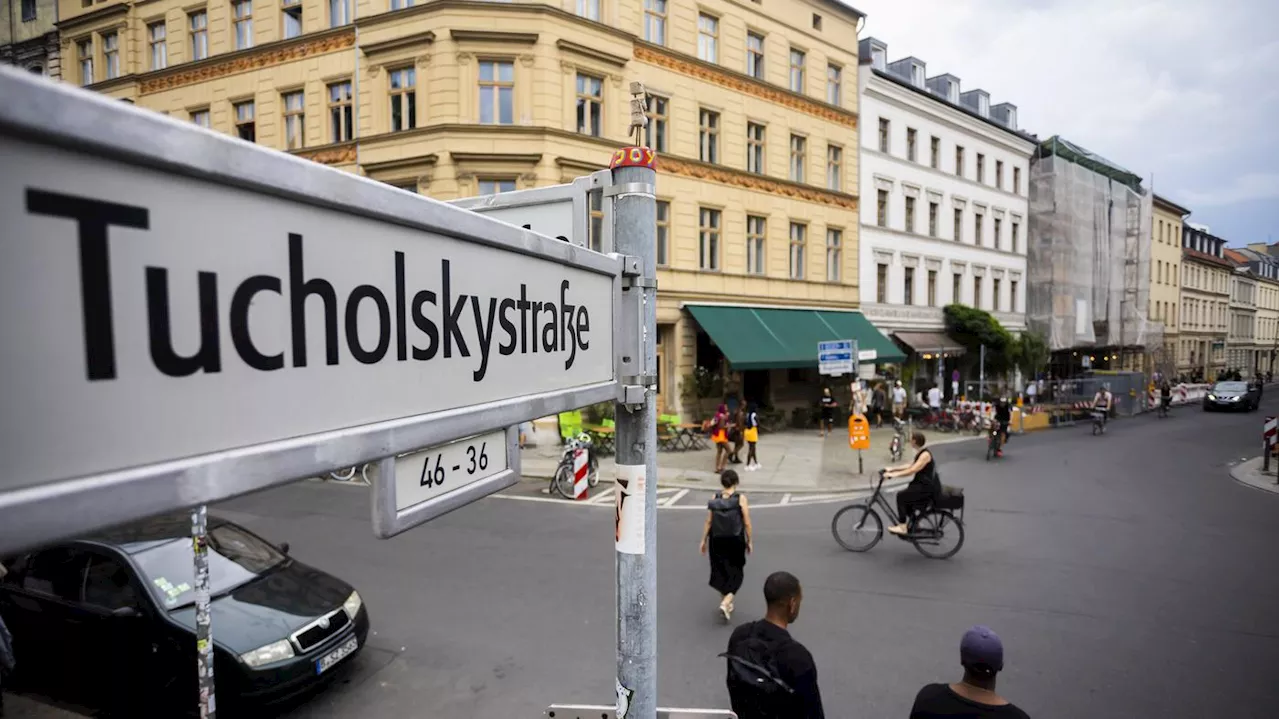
[479,60,514,125]
[825,228,841,282]
[148,22,167,70]
[928,201,938,237]
[329,0,350,27]
[655,200,670,266]
[478,179,517,195]
[644,0,666,44]
[391,0,413,8]
[789,134,805,182]
[747,215,766,275]
[993,217,1002,251]
[233,0,253,50]
[697,13,718,63]
[1011,281,1018,311]
[903,267,915,305]
[282,90,304,149]
[576,73,603,136]
[328,81,353,142]
[788,48,805,93]
[826,64,841,105]
[877,118,889,153]
[698,108,719,163]
[699,208,721,271]
[995,160,1004,190]
[20,0,35,21]
[788,222,806,280]
[234,100,255,142]
[746,32,764,79]
[905,196,918,234]
[927,270,937,307]
[644,95,667,151]
[190,108,210,127]
[1013,167,1021,194]
[576,0,600,21]
[826,145,842,191]
[905,128,917,162]
[954,146,964,177]
[953,207,962,241]
[190,11,208,61]
[741,122,765,174]
[975,153,985,183]
[77,38,93,85]
[1011,220,1020,253]
[993,278,1002,312]
[282,0,303,38]
[388,67,416,131]
[877,263,889,303]
[973,276,982,308]
[103,32,119,79]
[930,136,939,169]
[974,214,983,246]
[876,189,888,227]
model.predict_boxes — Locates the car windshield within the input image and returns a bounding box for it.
[132,523,286,609]
[1214,382,1248,392]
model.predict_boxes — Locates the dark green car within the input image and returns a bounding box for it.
[0,513,370,716]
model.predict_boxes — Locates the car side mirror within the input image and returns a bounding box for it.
[278,542,290,555]
[111,606,138,618]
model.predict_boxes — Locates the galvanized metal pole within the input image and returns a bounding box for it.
[611,83,659,719]
[192,505,217,718]
[979,344,986,401]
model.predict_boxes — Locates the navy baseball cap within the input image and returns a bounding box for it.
[960,625,1004,672]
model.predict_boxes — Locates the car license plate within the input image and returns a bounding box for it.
[315,636,359,675]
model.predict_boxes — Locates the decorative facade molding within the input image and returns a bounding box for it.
[294,142,357,165]
[452,152,542,164]
[557,39,628,67]
[519,53,536,67]
[140,29,355,94]
[634,42,857,130]
[901,182,920,198]
[456,51,473,64]
[873,175,894,192]
[559,59,575,74]
[450,29,538,44]
[658,155,858,210]
[361,30,436,56]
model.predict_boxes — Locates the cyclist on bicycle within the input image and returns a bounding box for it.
[884,431,940,536]
[1092,384,1113,428]
[1159,379,1172,414]
[993,398,1011,458]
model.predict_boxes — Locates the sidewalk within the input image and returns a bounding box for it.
[1229,455,1280,494]
[519,421,980,492]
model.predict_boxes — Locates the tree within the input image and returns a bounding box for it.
[1012,331,1050,381]
[943,304,1014,375]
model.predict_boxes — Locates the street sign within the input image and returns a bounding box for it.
[372,427,519,538]
[859,349,878,362]
[818,339,855,376]
[448,172,612,252]
[0,69,622,553]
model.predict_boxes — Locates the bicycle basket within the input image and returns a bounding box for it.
[936,485,965,511]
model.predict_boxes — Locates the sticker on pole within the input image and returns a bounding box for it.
[615,464,645,554]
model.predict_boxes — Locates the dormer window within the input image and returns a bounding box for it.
[872,47,886,70]
[978,95,989,116]
[947,81,958,103]
[911,64,924,87]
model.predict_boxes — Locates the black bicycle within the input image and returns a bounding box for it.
[985,422,1002,461]
[830,470,966,559]
[1091,409,1107,435]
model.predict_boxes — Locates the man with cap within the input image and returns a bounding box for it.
[909,625,1029,718]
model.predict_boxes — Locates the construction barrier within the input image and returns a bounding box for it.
[572,447,590,501]
[1146,383,1212,410]
[1265,416,1278,472]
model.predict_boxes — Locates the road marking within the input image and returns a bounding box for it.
[587,487,615,504]
[663,489,689,507]
[781,493,791,505]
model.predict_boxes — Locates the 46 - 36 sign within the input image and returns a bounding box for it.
[419,441,491,488]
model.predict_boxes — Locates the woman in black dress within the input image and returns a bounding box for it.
[884,431,940,535]
[699,469,753,621]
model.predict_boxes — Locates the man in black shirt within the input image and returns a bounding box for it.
[724,571,824,719]
[910,625,1029,718]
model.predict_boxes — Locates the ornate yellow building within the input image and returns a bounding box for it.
[58,0,876,417]
[1149,194,1188,374]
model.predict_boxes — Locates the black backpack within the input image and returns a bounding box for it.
[708,494,744,538]
[721,633,794,714]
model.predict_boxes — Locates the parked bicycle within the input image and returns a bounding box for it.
[888,417,907,462]
[327,464,373,485]
[830,469,966,559]
[551,433,601,499]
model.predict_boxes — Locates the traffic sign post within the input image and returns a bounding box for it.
[819,339,856,376]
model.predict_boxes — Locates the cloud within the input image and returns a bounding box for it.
[1176,172,1280,208]
[848,0,1279,240]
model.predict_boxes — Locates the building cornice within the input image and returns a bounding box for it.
[865,68,1037,147]
[658,155,858,209]
[56,3,129,30]
[451,152,543,164]
[863,75,1036,156]
[450,29,539,45]
[139,27,355,95]
[860,223,1026,262]
[362,154,439,173]
[355,0,632,42]
[557,39,628,67]
[634,42,857,130]
[1152,193,1191,217]
[362,30,437,56]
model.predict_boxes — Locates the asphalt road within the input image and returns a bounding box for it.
[18,397,1265,718]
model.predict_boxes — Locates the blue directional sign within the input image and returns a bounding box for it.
[818,339,856,376]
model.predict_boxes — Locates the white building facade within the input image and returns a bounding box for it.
[856,38,1036,363]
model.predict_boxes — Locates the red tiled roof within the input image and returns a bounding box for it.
[1222,248,1250,266]
[1183,247,1236,269]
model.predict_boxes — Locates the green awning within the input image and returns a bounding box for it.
[685,305,905,370]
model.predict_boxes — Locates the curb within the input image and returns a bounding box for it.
[1228,456,1279,494]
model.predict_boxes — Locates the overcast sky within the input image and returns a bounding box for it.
[849,0,1279,246]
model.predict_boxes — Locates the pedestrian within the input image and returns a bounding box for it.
[711,403,731,474]
[871,382,887,428]
[743,403,761,471]
[728,404,746,465]
[518,420,535,449]
[883,431,940,536]
[1025,379,1037,406]
[892,380,908,419]
[909,625,1029,718]
[818,388,838,438]
[722,571,824,719]
[700,469,752,621]
[927,384,942,413]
